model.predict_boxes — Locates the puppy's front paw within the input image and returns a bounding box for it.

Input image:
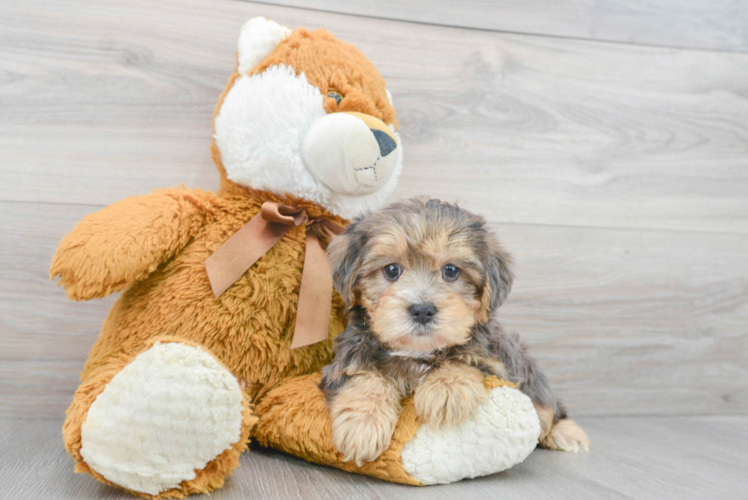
[331,405,396,466]
[329,373,400,466]
[540,419,592,452]
[414,363,488,427]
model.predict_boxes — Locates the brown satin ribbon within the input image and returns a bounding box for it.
[204,201,345,350]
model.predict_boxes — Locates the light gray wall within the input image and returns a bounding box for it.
[1,0,746,418]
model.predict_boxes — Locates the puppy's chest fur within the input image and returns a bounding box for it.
[379,351,439,394]
[335,327,504,396]
[321,308,515,401]
[381,346,508,395]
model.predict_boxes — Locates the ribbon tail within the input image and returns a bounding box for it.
[290,231,333,349]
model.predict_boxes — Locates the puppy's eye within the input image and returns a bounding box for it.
[327,91,342,105]
[383,263,402,281]
[442,264,460,281]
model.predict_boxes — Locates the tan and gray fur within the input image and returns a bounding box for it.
[320,198,590,465]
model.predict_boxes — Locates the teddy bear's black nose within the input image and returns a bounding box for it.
[409,303,437,325]
[371,129,397,157]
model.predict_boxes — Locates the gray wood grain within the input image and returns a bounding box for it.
[1,416,745,499]
[0,202,117,363]
[1,0,747,423]
[2,0,748,234]
[2,201,746,418]
[258,0,748,53]
[0,361,81,418]
[0,202,114,418]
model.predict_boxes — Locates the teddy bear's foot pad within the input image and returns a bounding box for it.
[400,385,541,484]
[79,342,245,495]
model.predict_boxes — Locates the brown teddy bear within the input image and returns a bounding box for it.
[51,17,540,499]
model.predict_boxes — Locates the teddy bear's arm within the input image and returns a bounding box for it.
[50,188,219,301]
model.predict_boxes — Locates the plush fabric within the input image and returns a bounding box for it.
[53,188,347,399]
[252,27,397,125]
[51,17,538,498]
[80,341,246,496]
[401,381,541,484]
[213,24,403,220]
[62,337,258,500]
[237,17,292,74]
[253,372,422,485]
[252,375,530,486]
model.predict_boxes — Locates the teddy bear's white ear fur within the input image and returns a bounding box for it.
[237,17,292,74]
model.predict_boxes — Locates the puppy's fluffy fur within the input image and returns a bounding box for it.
[321,198,590,465]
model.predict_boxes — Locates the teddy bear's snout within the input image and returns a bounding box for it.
[300,111,399,196]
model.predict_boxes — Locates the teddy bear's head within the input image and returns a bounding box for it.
[212,17,403,220]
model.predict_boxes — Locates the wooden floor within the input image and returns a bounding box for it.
[1,0,747,498]
[2,415,746,500]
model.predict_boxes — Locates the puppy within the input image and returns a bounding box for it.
[320,198,591,465]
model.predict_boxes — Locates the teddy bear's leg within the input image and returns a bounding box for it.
[63,337,257,498]
[251,374,541,486]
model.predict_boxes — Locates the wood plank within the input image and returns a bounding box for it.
[2,0,748,234]
[0,202,116,363]
[1,416,746,499]
[0,362,81,418]
[258,0,748,53]
[2,201,746,417]
[495,222,748,417]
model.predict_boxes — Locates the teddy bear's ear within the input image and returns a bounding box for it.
[237,17,292,74]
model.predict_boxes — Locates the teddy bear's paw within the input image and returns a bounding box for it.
[401,385,541,485]
[79,342,245,496]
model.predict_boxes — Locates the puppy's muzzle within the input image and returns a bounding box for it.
[409,302,437,325]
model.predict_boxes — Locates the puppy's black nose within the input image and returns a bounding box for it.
[409,303,437,325]
[371,129,397,157]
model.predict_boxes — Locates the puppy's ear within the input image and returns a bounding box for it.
[481,239,514,314]
[327,224,366,306]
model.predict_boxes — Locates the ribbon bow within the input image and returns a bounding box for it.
[204,201,345,349]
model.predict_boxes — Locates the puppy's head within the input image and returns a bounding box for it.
[328,198,513,352]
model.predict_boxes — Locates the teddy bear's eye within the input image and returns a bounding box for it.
[327,91,342,105]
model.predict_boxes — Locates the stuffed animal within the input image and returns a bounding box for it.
[51,17,541,498]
